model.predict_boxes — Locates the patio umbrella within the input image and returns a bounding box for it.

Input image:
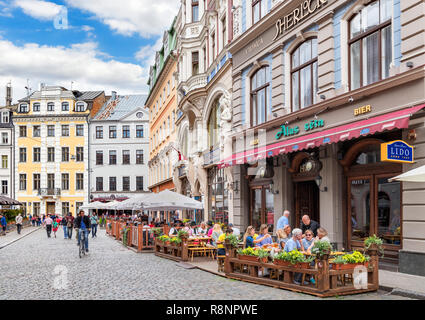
[0,196,22,206]
[389,165,425,182]
[141,190,204,211]
[115,193,151,210]
[79,201,105,210]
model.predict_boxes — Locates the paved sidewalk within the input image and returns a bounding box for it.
[0,226,41,249]
[379,270,425,299]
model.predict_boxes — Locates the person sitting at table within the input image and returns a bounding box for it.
[216,228,233,256]
[168,223,179,237]
[302,229,315,254]
[211,224,223,247]
[206,221,214,237]
[254,224,273,247]
[243,226,255,248]
[316,227,330,243]
[197,222,208,236]
[189,221,198,236]
[284,228,309,285]
[276,228,289,249]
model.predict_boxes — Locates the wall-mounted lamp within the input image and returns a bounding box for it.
[315,175,328,192]
[406,61,414,68]
[269,181,279,195]
[320,94,326,100]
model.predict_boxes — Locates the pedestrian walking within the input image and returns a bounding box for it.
[44,215,53,238]
[61,215,68,239]
[15,214,23,235]
[0,214,7,236]
[52,217,59,238]
[90,213,98,238]
[31,215,36,227]
[66,213,74,240]
[37,216,41,226]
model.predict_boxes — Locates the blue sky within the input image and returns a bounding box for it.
[0,0,180,102]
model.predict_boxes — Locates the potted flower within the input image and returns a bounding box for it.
[273,251,291,266]
[364,234,384,256]
[297,255,315,269]
[255,249,270,263]
[225,234,240,248]
[158,235,170,245]
[236,247,258,262]
[286,250,305,267]
[177,229,189,240]
[152,228,162,238]
[169,237,182,246]
[311,240,332,259]
[332,251,370,270]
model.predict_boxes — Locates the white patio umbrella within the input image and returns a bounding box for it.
[390,165,425,182]
[79,201,105,210]
[115,193,151,210]
[102,200,121,210]
[141,189,204,211]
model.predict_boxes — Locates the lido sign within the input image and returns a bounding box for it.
[381,140,414,164]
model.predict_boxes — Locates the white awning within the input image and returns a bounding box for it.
[141,190,203,211]
[390,165,425,182]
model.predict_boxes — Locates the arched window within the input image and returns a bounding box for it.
[251,66,271,126]
[208,99,220,148]
[47,102,55,112]
[349,0,393,90]
[291,38,318,112]
[62,102,69,111]
[33,103,40,112]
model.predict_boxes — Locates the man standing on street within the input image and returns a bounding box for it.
[0,214,7,236]
[44,215,53,238]
[300,215,320,238]
[66,213,74,240]
[15,214,23,235]
[61,215,68,239]
[276,210,290,231]
[90,213,98,238]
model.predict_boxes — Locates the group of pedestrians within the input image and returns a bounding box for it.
[0,213,24,236]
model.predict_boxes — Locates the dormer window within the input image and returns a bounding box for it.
[75,102,86,112]
[33,103,40,112]
[47,102,55,112]
[19,103,29,113]
[62,102,69,111]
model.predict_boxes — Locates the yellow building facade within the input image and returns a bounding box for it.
[13,86,105,217]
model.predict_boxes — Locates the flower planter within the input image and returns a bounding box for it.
[273,259,291,267]
[165,241,171,246]
[258,257,268,263]
[296,262,311,269]
[238,254,258,262]
[332,262,369,270]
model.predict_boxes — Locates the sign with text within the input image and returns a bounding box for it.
[381,140,414,163]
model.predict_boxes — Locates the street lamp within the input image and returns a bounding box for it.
[315,175,328,192]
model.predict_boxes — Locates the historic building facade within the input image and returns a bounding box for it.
[89,93,150,202]
[147,17,180,202]
[13,85,106,217]
[0,83,14,199]
[223,0,425,275]
[173,0,235,224]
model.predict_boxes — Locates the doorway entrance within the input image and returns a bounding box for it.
[295,181,320,228]
[46,202,55,215]
[250,185,275,233]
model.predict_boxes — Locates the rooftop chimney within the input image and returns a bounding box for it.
[6,82,12,107]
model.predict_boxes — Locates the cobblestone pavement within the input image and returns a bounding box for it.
[0,228,412,300]
[0,225,40,248]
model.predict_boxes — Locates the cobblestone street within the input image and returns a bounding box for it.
[0,228,412,300]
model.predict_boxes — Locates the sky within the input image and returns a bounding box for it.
[0,0,180,103]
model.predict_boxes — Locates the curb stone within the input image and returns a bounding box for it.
[0,227,42,250]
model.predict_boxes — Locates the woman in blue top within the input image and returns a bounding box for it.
[243,226,255,248]
[254,224,273,247]
[302,230,315,254]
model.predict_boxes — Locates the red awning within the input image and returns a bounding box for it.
[218,104,425,168]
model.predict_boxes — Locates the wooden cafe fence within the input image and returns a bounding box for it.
[222,242,380,298]
[106,219,168,252]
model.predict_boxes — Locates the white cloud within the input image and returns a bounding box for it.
[0,39,148,104]
[135,37,163,66]
[64,0,180,38]
[13,0,63,21]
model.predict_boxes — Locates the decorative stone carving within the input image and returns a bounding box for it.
[219,91,232,151]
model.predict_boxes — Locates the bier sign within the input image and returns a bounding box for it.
[381,140,414,163]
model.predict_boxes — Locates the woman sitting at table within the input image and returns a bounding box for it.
[168,223,179,237]
[216,228,233,255]
[243,226,255,248]
[197,222,208,236]
[316,227,330,243]
[211,224,223,247]
[254,224,273,247]
[277,227,291,249]
[302,229,315,254]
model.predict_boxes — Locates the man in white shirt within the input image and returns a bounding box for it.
[15,214,23,235]
[228,223,240,237]
[44,215,53,238]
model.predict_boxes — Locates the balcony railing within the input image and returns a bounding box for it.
[38,188,61,197]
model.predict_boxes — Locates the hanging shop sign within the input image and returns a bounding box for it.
[273,0,328,40]
[381,140,414,163]
[276,118,325,140]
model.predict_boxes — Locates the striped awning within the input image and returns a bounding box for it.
[218,104,425,168]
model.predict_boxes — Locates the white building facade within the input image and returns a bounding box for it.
[0,84,14,199]
[89,94,150,202]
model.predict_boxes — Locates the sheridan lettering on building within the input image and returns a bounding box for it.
[273,0,328,41]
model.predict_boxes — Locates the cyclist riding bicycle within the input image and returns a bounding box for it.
[74,210,91,253]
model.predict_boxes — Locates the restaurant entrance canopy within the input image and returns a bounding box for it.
[218,104,425,169]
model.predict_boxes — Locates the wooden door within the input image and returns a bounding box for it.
[250,186,275,233]
[295,181,320,227]
[46,202,55,215]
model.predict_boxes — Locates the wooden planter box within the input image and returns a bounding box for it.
[332,262,369,270]
[273,259,291,267]
[238,254,258,262]
[296,262,312,269]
